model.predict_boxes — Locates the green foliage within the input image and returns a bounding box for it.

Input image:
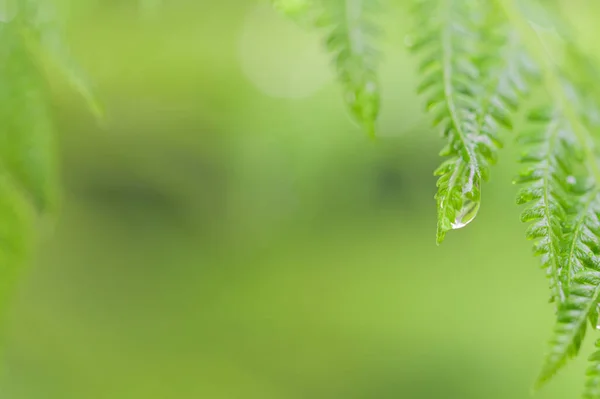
[515,108,574,304]
[408,0,531,243]
[538,270,600,385]
[408,0,600,394]
[585,339,600,398]
[269,0,600,397]
[4,0,600,396]
[272,0,381,138]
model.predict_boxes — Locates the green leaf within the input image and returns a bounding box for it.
[319,0,381,138]
[561,189,600,290]
[584,338,600,399]
[409,0,532,244]
[515,109,576,305]
[273,0,382,138]
[537,270,600,387]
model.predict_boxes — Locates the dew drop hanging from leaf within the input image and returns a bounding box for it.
[451,168,481,231]
[451,195,481,230]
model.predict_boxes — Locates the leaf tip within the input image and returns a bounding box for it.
[436,227,447,245]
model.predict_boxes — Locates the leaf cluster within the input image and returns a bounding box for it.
[273,0,600,396]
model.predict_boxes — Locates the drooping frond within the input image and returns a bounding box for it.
[584,338,600,399]
[561,186,600,290]
[517,86,600,391]
[499,0,600,385]
[515,108,575,304]
[537,270,600,386]
[273,0,382,137]
[530,89,600,393]
[523,101,600,393]
[408,0,531,244]
[319,0,381,138]
[19,0,102,118]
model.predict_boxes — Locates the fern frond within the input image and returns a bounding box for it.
[519,84,600,395]
[272,0,381,137]
[561,187,600,290]
[537,270,600,386]
[409,0,530,244]
[497,2,600,387]
[515,109,577,304]
[319,0,381,138]
[538,83,600,395]
[584,338,600,399]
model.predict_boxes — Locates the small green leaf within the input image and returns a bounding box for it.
[273,0,382,138]
[537,271,600,387]
[410,0,531,243]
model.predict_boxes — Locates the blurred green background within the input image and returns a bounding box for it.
[1,0,599,398]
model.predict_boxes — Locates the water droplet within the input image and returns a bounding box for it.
[567,175,576,185]
[451,197,481,230]
[403,35,415,48]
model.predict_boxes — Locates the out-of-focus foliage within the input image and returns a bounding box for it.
[21,0,101,117]
[271,0,600,396]
[0,0,100,323]
[1,1,600,399]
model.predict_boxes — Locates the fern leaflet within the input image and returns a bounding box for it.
[320,0,381,137]
[409,0,530,244]
[585,338,600,398]
[273,0,382,138]
[537,270,600,386]
[515,109,579,305]
[561,188,600,290]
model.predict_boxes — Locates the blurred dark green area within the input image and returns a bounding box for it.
[2,0,600,398]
